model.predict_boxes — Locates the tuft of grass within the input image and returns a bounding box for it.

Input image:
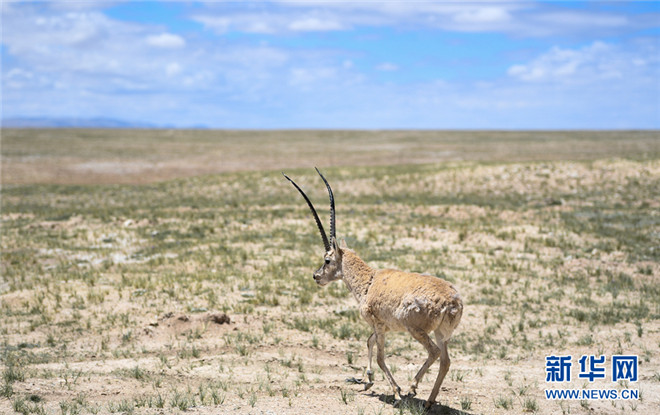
[13,397,46,415]
[339,388,355,405]
[460,396,472,410]
[495,395,514,410]
[523,397,539,413]
[451,369,468,382]
[170,389,195,411]
[396,398,426,415]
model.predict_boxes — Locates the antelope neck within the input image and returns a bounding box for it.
[340,250,375,304]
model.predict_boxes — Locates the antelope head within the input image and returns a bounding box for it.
[283,168,343,286]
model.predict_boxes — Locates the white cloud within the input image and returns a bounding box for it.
[376,62,398,71]
[192,4,514,35]
[5,68,35,89]
[535,12,629,29]
[288,17,344,32]
[192,2,657,38]
[2,2,658,128]
[6,10,108,54]
[506,41,652,83]
[165,62,182,77]
[452,6,512,24]
[192,14,282,34]
[193,11,347,34]
[146,33,185,48]
[193,16,232,34]
[182,70,215,88]
[3,3,352,123]
[288,67,337,88]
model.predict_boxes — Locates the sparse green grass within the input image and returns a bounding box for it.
[522,397,539,413]
[450,368,468,382]
[340,388,355,404]
[460,395,473,410]
[495,395,514,410]
[395,398,426,415]
[1,130,659,414]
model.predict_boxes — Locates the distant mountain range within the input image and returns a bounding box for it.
[2,117,206,129]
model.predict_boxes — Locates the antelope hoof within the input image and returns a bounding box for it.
[363,382,374,391]
[393,386,403,400]
[407,385,417,397]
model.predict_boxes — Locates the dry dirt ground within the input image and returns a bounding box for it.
[1,129,659,415]
[2,129,658,185]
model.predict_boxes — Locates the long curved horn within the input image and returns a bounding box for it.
[283,172,331,252]
[315,167,335,242]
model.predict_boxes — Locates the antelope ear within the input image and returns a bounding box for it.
[332,237,342,255]
[339,238,348,249]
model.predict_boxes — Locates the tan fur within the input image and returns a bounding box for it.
[287,170,463,409]
[316,242,463,408]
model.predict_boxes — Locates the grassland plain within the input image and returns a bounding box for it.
[1,129,659,415]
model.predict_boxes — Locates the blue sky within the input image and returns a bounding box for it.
[2,1,659,129]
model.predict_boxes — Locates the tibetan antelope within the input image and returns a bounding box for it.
[283,168,463,409]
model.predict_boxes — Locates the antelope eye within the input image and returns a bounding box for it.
[325,258,331,265]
